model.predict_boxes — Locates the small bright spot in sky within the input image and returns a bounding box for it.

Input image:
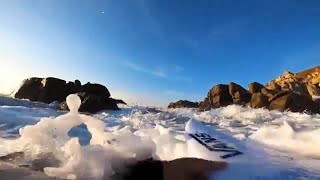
[101,11,105,14]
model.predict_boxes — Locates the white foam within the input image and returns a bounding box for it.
[250,121,320,158]
[0,96,320,178]
[0,94,187,179]
[66,94,81,113]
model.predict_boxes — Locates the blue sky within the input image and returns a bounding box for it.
[1,0,320,105]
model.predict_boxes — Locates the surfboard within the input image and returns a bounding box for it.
[184,119,287,180]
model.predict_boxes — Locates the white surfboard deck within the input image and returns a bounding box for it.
[185,119,287,180]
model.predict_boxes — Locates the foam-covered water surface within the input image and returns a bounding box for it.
[0,95,320,179]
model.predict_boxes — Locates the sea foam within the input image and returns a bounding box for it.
[0,94,186,179]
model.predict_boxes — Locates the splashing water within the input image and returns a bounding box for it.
[0,96,320,179]
[0,94,187,179]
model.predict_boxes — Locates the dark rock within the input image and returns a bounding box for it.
[79,94,119,113]
[228,82,250,104]
[81,83,110,98]
[248,82,264,94]
[168,100,199,108]
[205,84,233,108]
[250,93,269,108]
[60,92,121,113]
[110,98,127,105]
[38,77,67,103]
[269,91,320,113]
[75,79,81,87]
[14,78,43,101]
[66,81,81,95]
[15,77,68,103]
[15,77,124,113]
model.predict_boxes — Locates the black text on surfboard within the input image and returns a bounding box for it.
[189,133,243,159]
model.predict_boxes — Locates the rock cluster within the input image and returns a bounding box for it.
[14,77,126,113]
[168,100,199,108]
[169,65,320,114]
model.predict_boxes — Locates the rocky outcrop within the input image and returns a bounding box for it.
[168,65,320,114]
[168,100,198,108]
[14,77,126,113]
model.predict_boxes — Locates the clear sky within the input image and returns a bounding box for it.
[1,0,320,106]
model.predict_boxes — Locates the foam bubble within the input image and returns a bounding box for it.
[66,94,81,113]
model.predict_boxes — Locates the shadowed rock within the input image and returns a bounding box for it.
[168,100,199,108]
[14,77,126,113]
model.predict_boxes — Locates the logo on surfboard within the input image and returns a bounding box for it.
[189,133,243,159]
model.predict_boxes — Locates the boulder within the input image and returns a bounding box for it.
[228,82,250,104]
[269,91,319,113]
[168,100,198,108]
[15,77,69,103]
[14,78,43,102]
[81,83,110,98]
[250,93,269,108]
[248,82,264,94]
[79,94,119,113]
[38,77,68,103]
[206,84,233,107]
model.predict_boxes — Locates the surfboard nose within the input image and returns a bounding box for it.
[185,118,204,133]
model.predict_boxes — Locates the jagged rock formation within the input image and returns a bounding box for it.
[169,65,320,114]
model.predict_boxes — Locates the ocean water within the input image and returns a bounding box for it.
[0,95,320,179]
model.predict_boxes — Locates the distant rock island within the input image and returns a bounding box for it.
[14,77,126,113]
[169,65,320,114]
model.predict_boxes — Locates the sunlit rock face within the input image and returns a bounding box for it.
[169,65,320,114]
